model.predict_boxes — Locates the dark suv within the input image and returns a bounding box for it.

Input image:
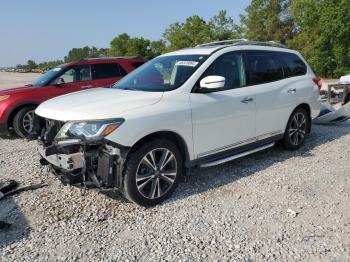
[0,57,145,137]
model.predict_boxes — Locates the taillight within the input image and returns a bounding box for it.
[313,78,322,90]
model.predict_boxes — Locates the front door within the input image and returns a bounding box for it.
[190,52,256,158]
[44,65,95,100]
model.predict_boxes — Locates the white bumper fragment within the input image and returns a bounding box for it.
[314,101,350,124]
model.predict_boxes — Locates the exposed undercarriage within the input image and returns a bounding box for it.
[35,117,129,190]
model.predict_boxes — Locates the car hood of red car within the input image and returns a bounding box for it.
[0,85,38,95]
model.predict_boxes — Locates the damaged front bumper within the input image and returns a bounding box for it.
[38,138,128,189]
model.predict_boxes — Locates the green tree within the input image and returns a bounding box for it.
[240,0,294,43]
[289,0,350,77]
[27,60,37,70]
[109,33,164,59]
[109,33,131,56]
[149,40,166,58]
[209,10,242,41]
[65,46,106,62]
[163,15,211,51]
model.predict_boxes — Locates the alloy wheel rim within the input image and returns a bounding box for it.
[136,148,177,199]
[22,110,35,134]
[289,112,307,146]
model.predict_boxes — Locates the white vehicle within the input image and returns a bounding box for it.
[35,40,321,206]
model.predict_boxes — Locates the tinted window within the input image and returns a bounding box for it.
[280,52,307,77]
[246,51,284,85]
[53,65,91,84]
[93,63,127,80]
[200,52,246,91]
[132,62,146,69]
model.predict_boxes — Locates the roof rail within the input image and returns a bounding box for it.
[80,56,142,61]
[234,40,288,49]
[196,39,248,48]
[195,39,288,49]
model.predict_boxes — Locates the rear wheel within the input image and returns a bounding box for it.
[282,108,309,150]
[123,139,183,206]
[13,106,36,138]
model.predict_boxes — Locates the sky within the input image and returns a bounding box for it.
[0,0,250,67]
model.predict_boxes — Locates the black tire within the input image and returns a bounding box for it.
[13,106,36,138]
[123,139,183,206]
[282,107,309,150]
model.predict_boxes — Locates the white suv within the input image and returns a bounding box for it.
[35,40,321,206]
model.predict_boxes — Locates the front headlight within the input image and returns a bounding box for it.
[0,95,10,102]
[55,119,124,141]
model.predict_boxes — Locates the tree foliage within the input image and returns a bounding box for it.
[26,60,37,70]
[241,0,350,77]
[240,0,294,43]
[108,33,166,60]
[24,5,350,77]
[288,0,350,77]
[65,46,107,62]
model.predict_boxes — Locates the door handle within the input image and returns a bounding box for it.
[81,85,93,89]
[241,97,254,103]
[288,88,297,93]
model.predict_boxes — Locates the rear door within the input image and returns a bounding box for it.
[245,50,297,137]
[92,63,127,88]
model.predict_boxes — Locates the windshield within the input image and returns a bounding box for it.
[31,67,65,87]
[113,55,208,91]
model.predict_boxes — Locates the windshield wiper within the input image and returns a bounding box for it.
[25,84,33,87]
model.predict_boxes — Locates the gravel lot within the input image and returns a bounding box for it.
[0,122,349,261]
[0,72,41,90]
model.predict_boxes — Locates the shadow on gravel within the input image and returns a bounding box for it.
[167,122,350,204]
[0,197,30,247]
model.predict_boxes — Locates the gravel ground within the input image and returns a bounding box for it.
[0,122,349,261]
[0,72,41,89]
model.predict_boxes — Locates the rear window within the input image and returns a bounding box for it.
[279,52,307,77]
[92,63,127,80]
[131,62,146,69]
[246,51,284,85]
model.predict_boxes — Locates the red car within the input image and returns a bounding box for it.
[0,57,145,137]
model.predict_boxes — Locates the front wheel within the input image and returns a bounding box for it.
[123,139,183,206]
[282,108,309,150]
[13,106,36,138]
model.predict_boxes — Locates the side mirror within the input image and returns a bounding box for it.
[52,77,65,86]
[199,76,225,92]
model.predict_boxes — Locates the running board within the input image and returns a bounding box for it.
[200,142,275,168]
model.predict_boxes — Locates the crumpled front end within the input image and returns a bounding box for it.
[35,116,128,189]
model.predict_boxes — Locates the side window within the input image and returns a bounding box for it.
[246,51,284,85]
[59,68,75,84]
[132,62,146,69]
[56,65,91,84]
[280,52,307,77]
[201,52,246,91]
[92,63,127,80]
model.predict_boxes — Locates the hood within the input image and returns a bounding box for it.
[35,88,163,121]
[0,85,37,95]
